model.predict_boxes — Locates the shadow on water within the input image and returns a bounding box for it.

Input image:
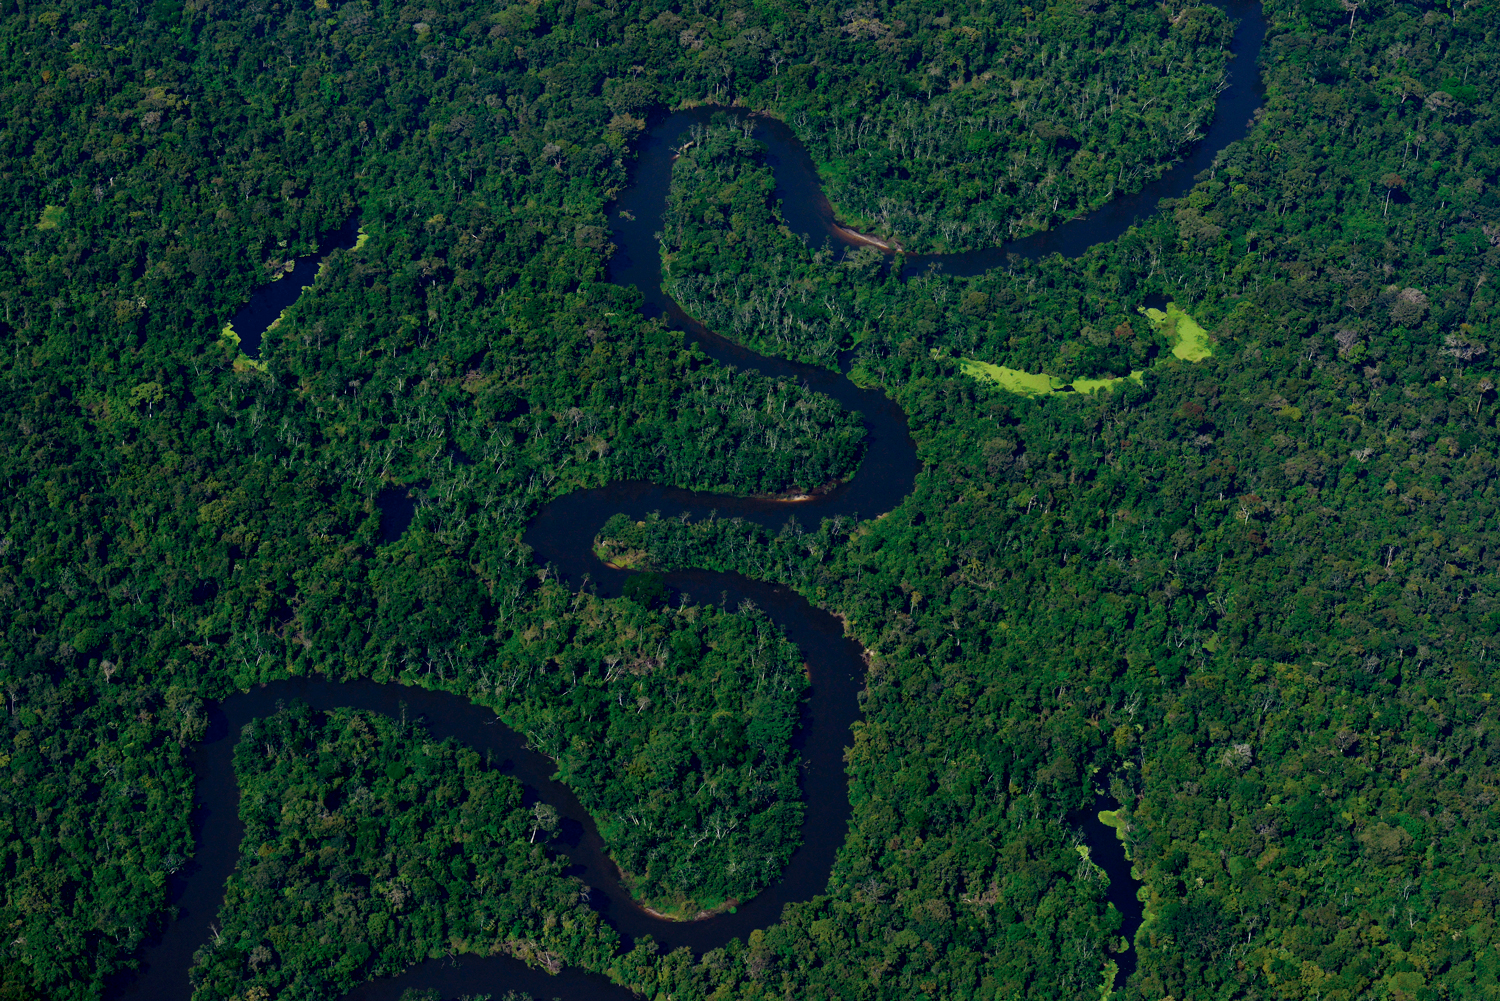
[376,486,420,545]
[228,214,361,360]
[109,680,649,1001]
[113,2,1263,996]
[1070,792,1147,990]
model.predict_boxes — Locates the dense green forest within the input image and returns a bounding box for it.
[662,119,886,368]
[789,0,1236,251]
[645,0,1237,252]
[479,575,811,917]
[611,3,1500,999]
[192,704,613,1000]
[661,117,1206,377]
[2,0,1500,998]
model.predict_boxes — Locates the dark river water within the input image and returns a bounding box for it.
[115,5,1263,997]
[228,216,361,360]
[1069,792,1147,988]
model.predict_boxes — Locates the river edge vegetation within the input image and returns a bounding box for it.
[1,1,1499,1001]
[798,0,1236,252]
[662,117,1221,383]
[606,2,1500,999]
[191,704,616,1001]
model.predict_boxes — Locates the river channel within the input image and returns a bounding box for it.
[114,3,1263,996]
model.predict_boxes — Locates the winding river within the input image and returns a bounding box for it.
[114,4,1263,997]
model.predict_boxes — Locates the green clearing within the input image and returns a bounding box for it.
[1072,371,1145,394]
[959,358,1056,395]
[961,302,1210,398]
[1142,302,1213,362]
[1097,808,1128,839]
[35,204,64,230]
[960,359,1144,397]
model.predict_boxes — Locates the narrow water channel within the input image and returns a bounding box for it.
[113,3,1264,996]
[1070,792,1147,990]
[227,215,361,360]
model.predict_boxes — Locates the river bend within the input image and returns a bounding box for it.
[113,3,1264,996]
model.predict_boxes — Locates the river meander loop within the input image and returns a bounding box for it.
[114,3,1263,996]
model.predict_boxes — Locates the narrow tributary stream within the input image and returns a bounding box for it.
[1070,793,1147,990]
[114,4,1263,996]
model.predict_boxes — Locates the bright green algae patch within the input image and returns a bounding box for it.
[1071,371,1146,394]
[1098,808,1128,836]
[960,359,1144,396]
[961,302,1210,397]
[959,359,1055,395]
[1142,302,1213,362]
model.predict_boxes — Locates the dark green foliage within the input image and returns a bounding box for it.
[632,0,1233,252]
[663,121,889,368]
[664,120,1169,377]
[4,0,1500,997]
[621,571,669,608]
[566,5,1500,994]
[1299,0,1344,27]
[190,704,609,1000]
[0,679,202,1000]
[1157,898,1231,961]
[0,0,868,978]
[785,2,1235,251]
[483,581,808,915]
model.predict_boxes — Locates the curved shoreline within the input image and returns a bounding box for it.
[111,1,1266,995]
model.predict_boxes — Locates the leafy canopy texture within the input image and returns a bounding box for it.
[4,0,1500,999]
[191,704,614,1000]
